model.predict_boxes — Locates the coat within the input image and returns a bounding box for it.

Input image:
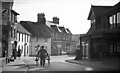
[37,49,48,58]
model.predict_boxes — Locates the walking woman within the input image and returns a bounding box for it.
[37,46,48,67]
[17,46,22,59]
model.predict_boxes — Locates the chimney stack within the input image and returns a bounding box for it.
[37,13,46,24]
[53,17,59,24]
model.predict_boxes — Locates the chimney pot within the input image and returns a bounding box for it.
[53,17,59,24]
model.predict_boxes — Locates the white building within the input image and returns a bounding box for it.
[16,23,31,56]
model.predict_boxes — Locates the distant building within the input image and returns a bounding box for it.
[20,13,52,56]
[81,2,120,60]
[72,34,80,50]
[46,17,73,55]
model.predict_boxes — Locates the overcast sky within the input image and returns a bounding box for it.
[13,0,119,34]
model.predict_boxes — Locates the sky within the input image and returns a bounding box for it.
[12,0,120,34]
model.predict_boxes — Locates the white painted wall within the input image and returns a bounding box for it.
[17,32,31,56]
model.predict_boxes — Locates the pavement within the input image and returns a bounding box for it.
[65,57,120,71]
[1,56,46,72]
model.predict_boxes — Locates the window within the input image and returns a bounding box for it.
[109,16,113,24]
[14,29,16,38]
[63,34,66,40]
[19,32,20,41]
[109,14,116,28]
[27,46,29,54]
[117,12,120,24]
[91,19,95,30]
[11,27,12,37]
[56,33,58,39]
[11,14,14,22]
[15,16,17,22]
[25,34,26,42]
[27,35,28,42]
[22,34,23,42]
[21,45,23,54]
[17,33,18,41]
[113,14,116,24]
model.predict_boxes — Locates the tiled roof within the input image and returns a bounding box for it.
[20,21,52,38]
[16,23,31,35]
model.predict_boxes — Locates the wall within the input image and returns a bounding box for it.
[17,32,31,56]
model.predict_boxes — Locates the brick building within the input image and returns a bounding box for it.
[46,17,73,55]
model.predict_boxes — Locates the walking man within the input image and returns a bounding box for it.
[37,46,48,67]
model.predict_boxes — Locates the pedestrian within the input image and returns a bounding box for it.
[37,46,48,67]
[35,45,40,66]
[17,46,22,59]
[11,44,17,60]
[10,41,17,61]
[35,55,39,66]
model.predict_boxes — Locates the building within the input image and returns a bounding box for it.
[1,0,16,65]
[0,0,2,58]
[80,2,120,60]
[20,13,52,56]
[16,23,31,57]
[46,17,73,55]
[72,34,80,50]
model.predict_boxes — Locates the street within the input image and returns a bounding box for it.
[2,55,113,73]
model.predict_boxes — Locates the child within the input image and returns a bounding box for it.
[35,56,39,66]
[47,55,50,66]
